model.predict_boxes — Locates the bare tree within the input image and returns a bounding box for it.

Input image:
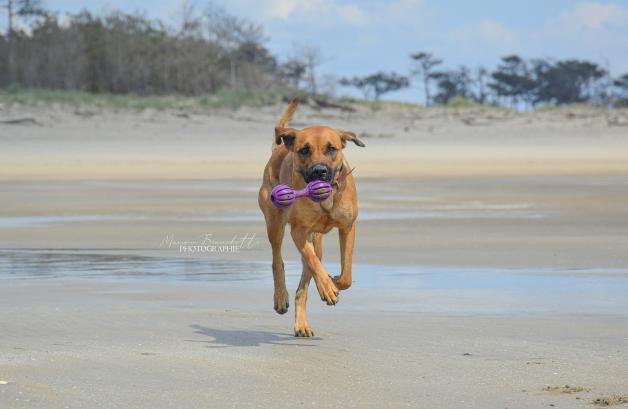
[319,73,339,97]
[175,0,201,35]
[281,58,306,89]
[205,3,265,88]
[1,0,44,33]
[1,0,44,81]
[0,8,278,95]
[410,51,442,106]
[474,66,488,104]
[299,44,322,95]
[597,58,614,107]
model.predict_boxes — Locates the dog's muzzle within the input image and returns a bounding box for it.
[304,164,333,183]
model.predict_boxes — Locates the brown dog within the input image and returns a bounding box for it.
[258,97,365,337]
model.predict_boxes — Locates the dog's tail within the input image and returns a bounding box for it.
[273,97,298,150]
[277,97,298,129]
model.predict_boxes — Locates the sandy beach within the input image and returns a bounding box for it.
[1,103,628,408]
[1,104,628,181]
[1,277,627,409]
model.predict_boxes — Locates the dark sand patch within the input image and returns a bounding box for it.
[592,395,628,406]
[543,385,590,394]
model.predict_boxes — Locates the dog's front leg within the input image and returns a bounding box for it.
[265,220,289,315]
[294,234,322,337]
[294,257,313,337]
[333,222,355,290]
[290,226,339,306]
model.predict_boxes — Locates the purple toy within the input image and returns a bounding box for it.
[271,180,332,209]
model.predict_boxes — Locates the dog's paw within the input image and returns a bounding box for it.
[315,276,339,305]
[294,323,314,337]
[273,289,289,314]
[332,274,352,291]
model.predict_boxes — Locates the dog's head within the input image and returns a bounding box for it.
[275,126,365,183]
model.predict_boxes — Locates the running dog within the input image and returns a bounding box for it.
[258,97,365,337]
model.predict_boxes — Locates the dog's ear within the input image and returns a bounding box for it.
[275,127,297,149]
[339,130,366,148]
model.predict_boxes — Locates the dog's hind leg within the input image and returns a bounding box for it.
[265,213,289,315]
[294,233,322,337]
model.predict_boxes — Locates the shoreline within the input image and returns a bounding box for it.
[3,175,628,269]
[3,250,628,319]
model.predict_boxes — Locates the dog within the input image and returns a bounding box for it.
[258,97,365,337]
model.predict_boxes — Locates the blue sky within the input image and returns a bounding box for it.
[13,0,628,101]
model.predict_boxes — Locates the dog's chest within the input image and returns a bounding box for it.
[312,204,355,233]
[308,213,337,233]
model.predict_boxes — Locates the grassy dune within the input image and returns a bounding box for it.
[0,87,297,111]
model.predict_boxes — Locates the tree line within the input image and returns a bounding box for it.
[0,1,291,95]
[1,1,628,108]
[341,53,628,108]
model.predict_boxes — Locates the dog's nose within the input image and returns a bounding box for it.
[310,165,329,180]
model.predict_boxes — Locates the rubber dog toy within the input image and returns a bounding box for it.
[270,180,332,209]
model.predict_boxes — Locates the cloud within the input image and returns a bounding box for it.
[449,19,517,51]
[265,0,319,20]
[337,4,368,25]
[266,0,297,19]
[263,0,367,25]
[444,3,628,73]
[384,0,427,27]
[387,0,424,16]
[550,2,628,31]
[534,2,628,72]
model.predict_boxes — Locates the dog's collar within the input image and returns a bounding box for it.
[333,162,354,189]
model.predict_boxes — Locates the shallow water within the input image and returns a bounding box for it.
[0,206,544,228]
[2,250,627,317]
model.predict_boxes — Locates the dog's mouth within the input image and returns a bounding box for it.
[302,164,334,183]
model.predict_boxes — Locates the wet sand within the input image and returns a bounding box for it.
[1,277,627,409]
[1,104,628,408]
[1,176,628,268]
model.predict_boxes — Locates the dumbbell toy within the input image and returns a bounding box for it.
[270,180,332,209]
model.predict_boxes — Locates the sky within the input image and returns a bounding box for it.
[10,0,628,102]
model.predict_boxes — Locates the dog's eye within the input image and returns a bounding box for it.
[298,146,310,156]
[327,145,338,155]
